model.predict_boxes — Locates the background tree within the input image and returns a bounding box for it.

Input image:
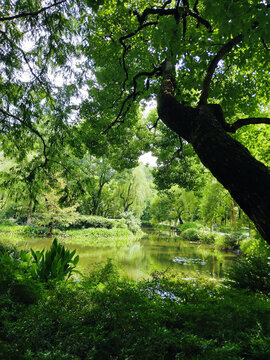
[150,185,198,226]
[111,165,153,218]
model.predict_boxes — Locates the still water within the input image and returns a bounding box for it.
[2,227,237,280]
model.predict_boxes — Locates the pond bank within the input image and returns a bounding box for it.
[0,224,238,280]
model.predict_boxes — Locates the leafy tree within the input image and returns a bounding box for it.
[58,155,116,216]
[111,165,153,218]
[150,185,198,225]
[199,181,231,231]
[34,183,79,234]
[1,1,270,242]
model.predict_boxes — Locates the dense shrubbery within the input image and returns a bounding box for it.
[178,222,201,232]
[120,211,141,233]
[0,247,270,360]
[0,213,142,242]
[62,215,116,230]
[179,224,250,251]
[226,255,270,296]
[181,228,201,241]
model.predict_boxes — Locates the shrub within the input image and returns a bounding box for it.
[226,255,270,296]
[214,233,240,250]
[181,228,201,241]
[240,236,270,257]
[179,222,202,232]
[198,231,216,244]
[9,278,44,304]
[63,215,114,230]
[120,211,141,233]
[22,225,51,236]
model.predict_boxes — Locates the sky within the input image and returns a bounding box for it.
[139,152,157,167]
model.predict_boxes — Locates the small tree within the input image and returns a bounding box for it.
[34,187,79,234]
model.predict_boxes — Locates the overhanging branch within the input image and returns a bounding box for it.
[199,34,243,105]
[0,107,48,167]
[226,117,270,133]
[0,0,66,22]
[103,67,162,134]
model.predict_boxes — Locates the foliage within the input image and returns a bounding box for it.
[214,233,242,251]
[150,185,198,225]
[120,211,141,234]
[60,227,141,247]
[240,235,270,257]
[30,238,79,282]
[0,0,269,241]
[178,222,202,232]
[32,186,79,233]
[1,260,270,359]
[62,215,115,230]
[181,228,201,242]
[226,255,270,296]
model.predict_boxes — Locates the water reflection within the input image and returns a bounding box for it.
[0,228,237,280]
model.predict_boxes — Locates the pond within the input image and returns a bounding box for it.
[1,227,237,280]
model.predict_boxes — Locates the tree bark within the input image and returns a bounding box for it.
[26,200,32,225]
[157,63,270,243]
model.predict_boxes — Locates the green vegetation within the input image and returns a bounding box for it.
[0,242,270,360]
[1,1,270,358]
[60,228,141,247]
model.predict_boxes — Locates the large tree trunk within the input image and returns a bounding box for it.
[157,62,270,243]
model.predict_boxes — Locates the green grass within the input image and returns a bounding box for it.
[0,224,142,248]
[59,227,142,247]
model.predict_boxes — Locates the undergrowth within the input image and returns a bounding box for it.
[0,242,270,360]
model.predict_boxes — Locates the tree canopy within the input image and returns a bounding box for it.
[0,0,270,240]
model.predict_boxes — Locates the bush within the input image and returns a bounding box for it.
[226,255,270,296]
[22,225,51,236]
[2,265,270,360]
[214,233,241,250]
[179,222,202,232]
[198,231,216,244]
[240,236,270,257]
[181,228,201,241]
[63,215,115,230]
[9,278,44,304]
[120,211,141,233]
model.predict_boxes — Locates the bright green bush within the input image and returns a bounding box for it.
[240,236,270,257]
[120,211,141,233]
[179,222,202,232]
[22,225,51,236]
[181,228,201,241]
[214,233,241,250]
[198,231,216,244]
[63,215,115,230]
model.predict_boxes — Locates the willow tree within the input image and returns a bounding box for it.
[1,1,270,241]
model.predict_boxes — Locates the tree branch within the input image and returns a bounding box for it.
[133,5,212,32]
[0,107,48,167]
[119,21,157,90]
[103,67,162,134]
[0,0,66,22]
[198,34,243,105]
[226,117,270,133]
